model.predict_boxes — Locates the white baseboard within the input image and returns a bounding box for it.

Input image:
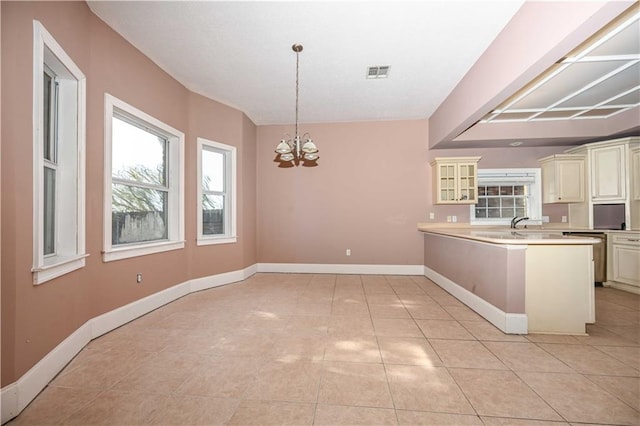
[423,265,528,334]
[257,263,424,275]
[603,280,640,295]
[91,282,191,340]
[190,264,256,293]
[1,322,93,424]
[0,385,17,425]
[0,264,258,425]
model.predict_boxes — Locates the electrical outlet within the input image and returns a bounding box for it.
[561,216,568,223]
[346,249,351,256]
[429,212,435,220]
[136,273,143,283]
[542,216,550,223]
[452,215,457,223]
[446,216,452,222]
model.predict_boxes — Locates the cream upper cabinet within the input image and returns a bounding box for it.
[631,147,640,231]
[431,157,481,204]
[591,144,626,202]
[632,147,640,201]
[539,154,585,203]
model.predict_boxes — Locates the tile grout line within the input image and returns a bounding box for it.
[311,273,338,425]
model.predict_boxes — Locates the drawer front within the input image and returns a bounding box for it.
[611,234,640,246]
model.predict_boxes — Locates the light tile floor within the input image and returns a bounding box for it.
[8,274,640,425]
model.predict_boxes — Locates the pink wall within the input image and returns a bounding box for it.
[424,233,526,313]
[257,120,429,266]
[186,92,257,278]
[1,1,257,385]
[256,120,570,266]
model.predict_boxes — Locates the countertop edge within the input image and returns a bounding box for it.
[418,226,602,245]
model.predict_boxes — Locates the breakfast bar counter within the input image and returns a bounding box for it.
[418,225,600,335]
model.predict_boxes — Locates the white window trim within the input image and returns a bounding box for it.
[470,168,542,226]
[103,94,185,262]
[197,137,237,246]
[32,20,87,285]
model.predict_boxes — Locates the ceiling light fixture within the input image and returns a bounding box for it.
[275,44,319,165]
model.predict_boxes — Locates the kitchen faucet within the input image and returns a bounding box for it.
[511,216,529,229]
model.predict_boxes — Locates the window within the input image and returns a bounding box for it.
[32,21,87,284]
[470,168,542,226]
[103,94,184,262]
[197,138,237,245]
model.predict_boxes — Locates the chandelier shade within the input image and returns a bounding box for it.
[276,140,293,154]
[275,44,318,166]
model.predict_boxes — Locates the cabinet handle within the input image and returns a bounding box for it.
[626,239,640,242]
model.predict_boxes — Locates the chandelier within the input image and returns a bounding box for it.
[275,44,319,165]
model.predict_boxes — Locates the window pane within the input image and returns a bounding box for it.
[500,186,513,196]
[488,208,501,218]
[112,183,167,245]
[43,166,56,255]
[43,70,58,163]
[202,149,224,192]
[486,186,499,196]
[487,197,500,208]
[514,185,526,196]
[202,194,225,235]
[112,116,167,186]
[501,207,516,218]
[43,72,52,161]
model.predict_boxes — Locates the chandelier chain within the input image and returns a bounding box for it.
[295,49,299,140]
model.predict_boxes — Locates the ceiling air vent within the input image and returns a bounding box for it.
[367,65,390,79]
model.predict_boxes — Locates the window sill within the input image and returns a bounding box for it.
[103,240,185,262]
[197,236,237,246]
[32,254,89,285]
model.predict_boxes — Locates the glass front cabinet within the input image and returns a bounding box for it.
[431,157,481,204]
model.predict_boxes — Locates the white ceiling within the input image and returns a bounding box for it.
[86,1,526,126]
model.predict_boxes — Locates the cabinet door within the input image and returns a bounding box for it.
[632,149,640,201]
[542,158,584,203]
[438,163,457,203]
[612,244,640,288]
[457,163,477,203]
[556,159,584,202]
[591,145,626,201]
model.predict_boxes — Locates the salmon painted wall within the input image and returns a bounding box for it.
[256,120,571,266]
[186,92,257,278]
[424,233,526,313]
[257,120,430,266]
[1,1,257,385]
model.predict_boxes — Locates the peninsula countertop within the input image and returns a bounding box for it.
[417,224,603,245]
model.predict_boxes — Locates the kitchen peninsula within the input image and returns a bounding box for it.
[419,226,600,335]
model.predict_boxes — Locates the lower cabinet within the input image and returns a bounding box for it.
[609,233,640,293]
